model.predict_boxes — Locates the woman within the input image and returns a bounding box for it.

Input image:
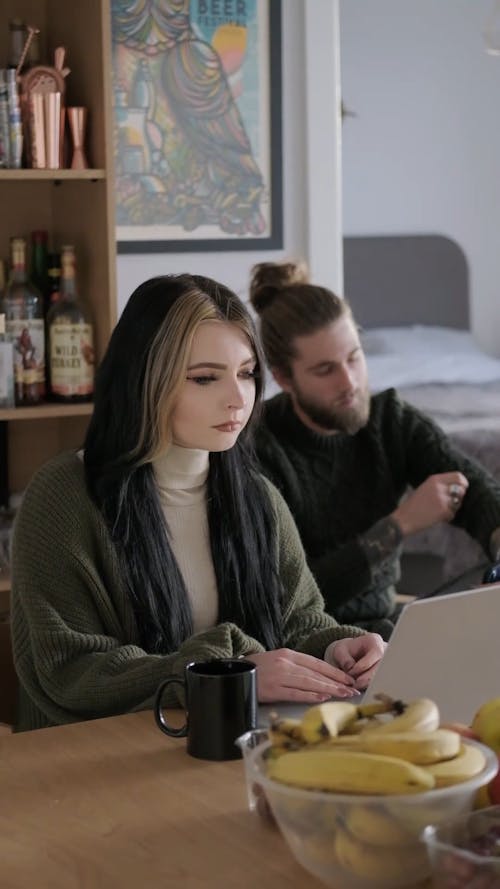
[11,274,384,730]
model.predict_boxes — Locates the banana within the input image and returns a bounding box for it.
[266,749,436,795]
[423,741,487,787]
[297,833,337,867]
[360,696,440,735]
[474,784,491,809]
[345,804,414,846]
[334,825,428,882]
[315,728,461,765]
[338,717,371,735]
[299,701,359,743]
[268,714,305,749]
[356,693,400,718]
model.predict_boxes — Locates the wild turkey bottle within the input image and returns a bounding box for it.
[47,245,95,402]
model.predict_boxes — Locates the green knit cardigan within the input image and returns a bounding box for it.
[11,451,364,731]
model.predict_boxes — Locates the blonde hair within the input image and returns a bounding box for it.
[135,281,260,463]
[84,274,281,656]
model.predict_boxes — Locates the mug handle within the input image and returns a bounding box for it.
[154,677,188,737]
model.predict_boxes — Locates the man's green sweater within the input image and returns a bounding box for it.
[255,389,500,629]
[11,451,364,732]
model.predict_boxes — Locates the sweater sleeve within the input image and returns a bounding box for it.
[265,480,365,656]
[310,392,500,603]
[11,456,265,729]
[396,395,500,554]
[309,517,403,608]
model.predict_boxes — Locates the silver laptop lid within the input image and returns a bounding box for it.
[364,583,500,724]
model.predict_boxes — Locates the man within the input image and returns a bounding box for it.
[249,260,500,639]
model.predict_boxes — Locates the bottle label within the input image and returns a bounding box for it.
[50,323,94,396]
[5,318,45,386]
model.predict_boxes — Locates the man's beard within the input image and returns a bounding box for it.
[294,386,371,434]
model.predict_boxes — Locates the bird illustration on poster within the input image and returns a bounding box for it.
[111,0,277,245]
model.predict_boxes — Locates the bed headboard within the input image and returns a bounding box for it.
[343,234,470,330]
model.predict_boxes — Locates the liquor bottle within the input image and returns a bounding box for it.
[44,250,60,395]
[0,260,15,408]
[47,245,94,402]
[0,311,15,408]
[46,252,61,306]
[3,237,45,405]
[0,71,9,169]
[30,230,49,311]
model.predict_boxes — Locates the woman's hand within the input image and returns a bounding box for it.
[325,634,386,690]
[247,649,362,703]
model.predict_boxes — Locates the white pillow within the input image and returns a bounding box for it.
[363,326,500,390]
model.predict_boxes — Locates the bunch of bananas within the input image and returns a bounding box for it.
[267,693,487,793]
[262,695,490,886]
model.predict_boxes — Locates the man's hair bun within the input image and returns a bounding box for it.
[249,260,309,314]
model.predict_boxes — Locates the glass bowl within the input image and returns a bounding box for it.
[422,804,500,887]
[235,728,269,813]
[243,736,498,889]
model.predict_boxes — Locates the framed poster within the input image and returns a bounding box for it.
[111,0,283,253]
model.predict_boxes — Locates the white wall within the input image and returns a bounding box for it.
[340,0,500,354]
[116,1,342,314]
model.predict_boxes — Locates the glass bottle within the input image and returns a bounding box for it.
[0,71,8,169]
[30,230,49,312]
[3,237,45,405]
[47,245,95,402]
[0,260,15,408]
[0,311,15,409]
[46,252,61,306]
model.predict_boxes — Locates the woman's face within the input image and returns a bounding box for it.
[171,320,257,451]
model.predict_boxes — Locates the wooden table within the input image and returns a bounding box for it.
[0,709,329,889]
[0,710,434,889]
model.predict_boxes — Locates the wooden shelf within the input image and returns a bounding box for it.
[0,0,116,518]
[0,169,106,181]
[0,403,94,421]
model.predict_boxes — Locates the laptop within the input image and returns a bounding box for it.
[363,582,500,724]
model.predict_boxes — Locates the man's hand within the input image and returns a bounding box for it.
[325,633,386,690]
[247,649,362,703]
[391,471,469,537]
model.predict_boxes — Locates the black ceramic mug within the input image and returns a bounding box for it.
[154,658,257,761]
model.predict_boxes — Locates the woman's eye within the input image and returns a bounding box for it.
[188,375,217,385]
[239,369,257,380]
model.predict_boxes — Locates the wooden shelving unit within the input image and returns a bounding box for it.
[0,169,106,180]
[0,0,117,604]
[0,402,94,421]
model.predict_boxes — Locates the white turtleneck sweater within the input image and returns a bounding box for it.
[152,444,218,634]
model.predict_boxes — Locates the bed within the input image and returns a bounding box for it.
[344,234,500,593]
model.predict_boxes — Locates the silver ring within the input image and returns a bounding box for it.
[449,483,461,497]
[451,494,460,508]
